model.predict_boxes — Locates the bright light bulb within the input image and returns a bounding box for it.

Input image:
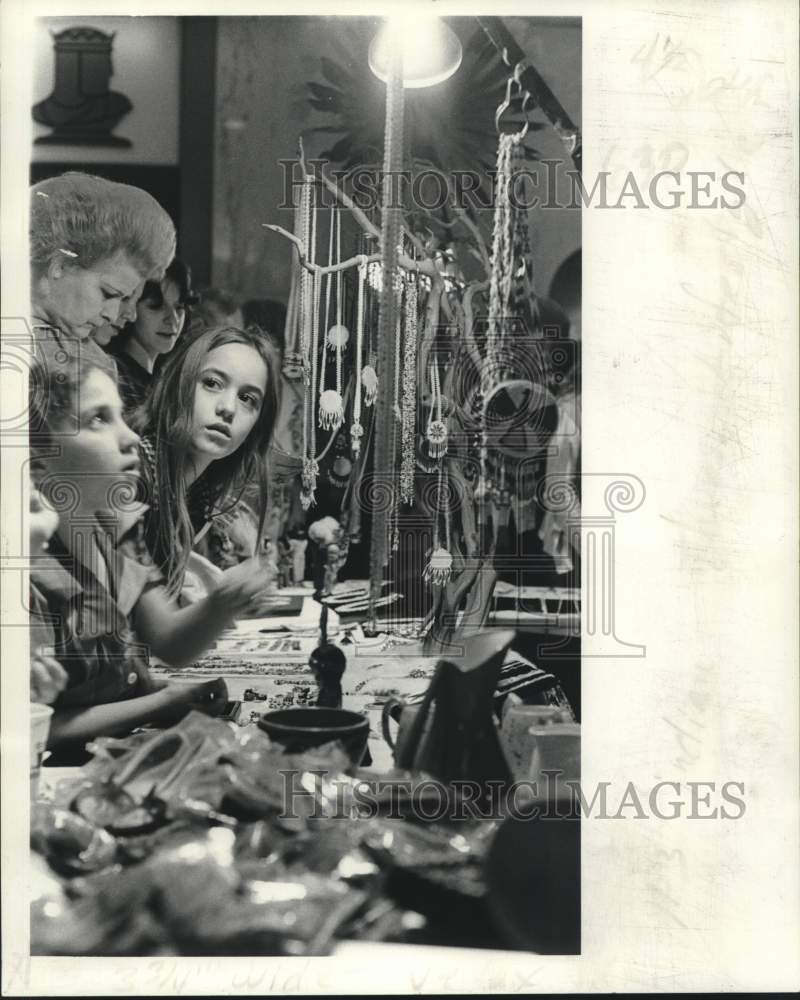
[368,15,463,89]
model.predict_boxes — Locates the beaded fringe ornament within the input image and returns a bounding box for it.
[319,208,345,432]
[399,269,418,505]
[423,462,452,586]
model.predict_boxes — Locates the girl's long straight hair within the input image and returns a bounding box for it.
[133,324,281,595]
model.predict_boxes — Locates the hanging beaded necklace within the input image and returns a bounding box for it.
[319,208,347,432]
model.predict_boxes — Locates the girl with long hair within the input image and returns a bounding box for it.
[132,324,282,596]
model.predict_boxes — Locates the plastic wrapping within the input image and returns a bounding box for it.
[66,712,355,832]
[32,824,367,956]
[31,713,504,954]
[30,803,117,876]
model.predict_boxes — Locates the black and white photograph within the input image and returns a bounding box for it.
[1,0,797,994]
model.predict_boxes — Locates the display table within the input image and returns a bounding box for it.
[151,582,438,772]
[31,585,580,957]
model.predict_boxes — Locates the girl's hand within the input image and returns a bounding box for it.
[160,678,228,718]
[31,651,68,705]
[209,554,277,617]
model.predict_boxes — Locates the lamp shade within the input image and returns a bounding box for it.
[368,16,463,89]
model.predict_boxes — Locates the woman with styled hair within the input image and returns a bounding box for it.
[133,324,282,595]
[30,171,175,346]
[104,257,196,413]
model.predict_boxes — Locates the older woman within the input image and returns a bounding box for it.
[30,171,175,359]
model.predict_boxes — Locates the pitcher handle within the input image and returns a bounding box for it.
[381,696,406,750]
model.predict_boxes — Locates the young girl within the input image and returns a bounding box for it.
[107,258,196,414]
[132,325,281,596]
[29,345,274,756]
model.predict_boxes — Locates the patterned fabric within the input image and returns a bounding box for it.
[399,651,575,720]
[110,351,151,416]
[29,515,163,709]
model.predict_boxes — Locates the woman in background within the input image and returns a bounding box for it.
[107,258,196,413]
[29,171,175,364]
[133,325,282,596]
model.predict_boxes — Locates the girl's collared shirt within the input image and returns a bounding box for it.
[30,508,163,708]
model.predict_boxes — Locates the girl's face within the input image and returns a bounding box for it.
[41,253,143,340]
[189,343,268,463]
[44,369,141,514]
[132,279,187,359]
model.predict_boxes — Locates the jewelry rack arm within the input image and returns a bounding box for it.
[263,223,444,282]
[476,15,582,174]
[284,138,432,268]
[316,165,429,261]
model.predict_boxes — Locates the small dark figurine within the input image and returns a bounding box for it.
[309,605,346,708]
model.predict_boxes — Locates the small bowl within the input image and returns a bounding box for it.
[258,706,370,764]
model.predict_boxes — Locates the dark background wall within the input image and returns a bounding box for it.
[31,15,581,305]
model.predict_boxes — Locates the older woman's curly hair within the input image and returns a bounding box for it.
[30,171,176,281]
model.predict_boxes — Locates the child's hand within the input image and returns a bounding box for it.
[31,650,68,705]
[162,678,228,717]
[209,554,277,618]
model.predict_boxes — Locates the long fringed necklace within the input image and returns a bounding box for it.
[350,253,367,457]
[423,460,453,586]
[399,267,418,505]
[360,248,378,407]
[425,355,448,459]
[477,129,524,511]
[282,185,304,380]
[300,175,321,510]
[319,208,347,432]
[393,283,404,421]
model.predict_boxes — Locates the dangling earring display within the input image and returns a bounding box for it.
[423,462,452,586]
[319,208,346,432]
[350,254,368,457]
[425,357,448,459]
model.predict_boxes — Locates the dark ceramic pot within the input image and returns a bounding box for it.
[257,706,370,764]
